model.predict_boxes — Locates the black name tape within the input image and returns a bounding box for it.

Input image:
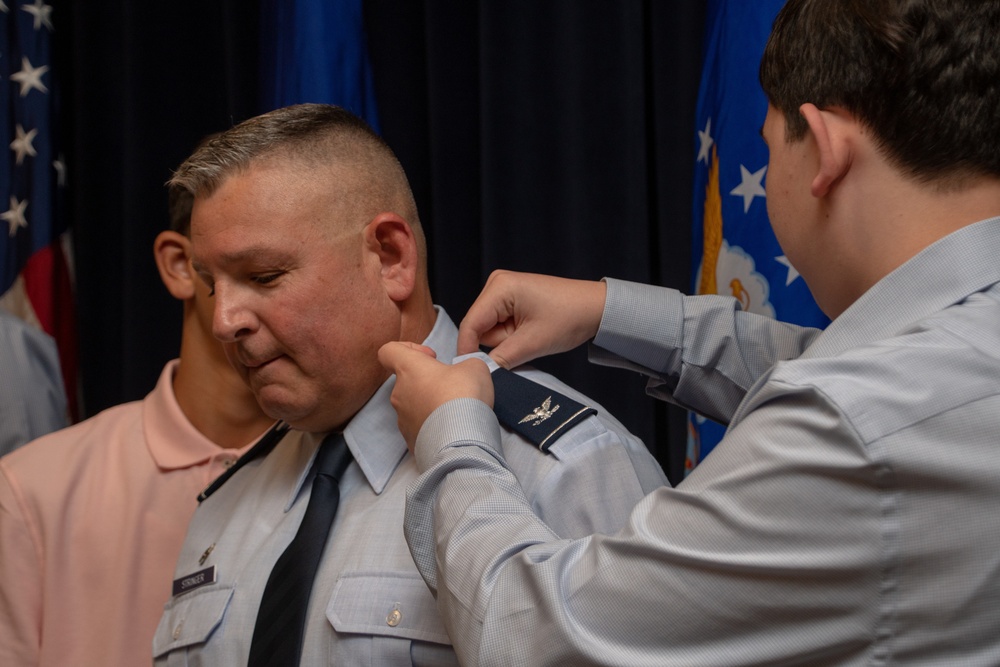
[172,565,217,597]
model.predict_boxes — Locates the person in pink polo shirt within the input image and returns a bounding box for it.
[0,185,275,667]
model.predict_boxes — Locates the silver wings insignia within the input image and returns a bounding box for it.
[518,396,560,426]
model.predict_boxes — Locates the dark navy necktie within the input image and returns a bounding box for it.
[246,433,352,667]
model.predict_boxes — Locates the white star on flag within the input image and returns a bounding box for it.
[1,196,29,237]
[0,1,9,13]
[10,124,39,164]
[730,163,767,213]
[10,56,50,96]
[775,255,801,286]
[22,0,54,31]
[696,118,714,165]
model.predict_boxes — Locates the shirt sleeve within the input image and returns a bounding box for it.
[501,411,668,541]
[590,278,820,424]
[0,317,68,457]
[0,462,43,666]
[404,384,883,666]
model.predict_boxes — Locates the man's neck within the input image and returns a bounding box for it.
[173,331,274,450]
[816,168,1000,318]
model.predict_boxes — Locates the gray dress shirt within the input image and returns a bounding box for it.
[404,218,1000,666]
[153,308,666,666]
[0,310,67,457]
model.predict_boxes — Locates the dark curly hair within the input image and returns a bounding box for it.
[760,0,1000,187]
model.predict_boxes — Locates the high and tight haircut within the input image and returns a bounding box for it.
[760,0,1000,186]
[167,104,420,233]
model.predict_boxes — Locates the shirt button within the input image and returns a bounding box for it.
[222,458,235,468]
[173,622,183,640]
[386,608,402,627]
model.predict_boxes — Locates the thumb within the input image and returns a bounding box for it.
[485,336,529,370]
[377,341,436,374]
[456,324,483,357]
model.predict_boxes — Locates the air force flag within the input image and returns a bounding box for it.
[687,0,829,472]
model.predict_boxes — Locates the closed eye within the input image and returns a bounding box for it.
[252,273,283,286]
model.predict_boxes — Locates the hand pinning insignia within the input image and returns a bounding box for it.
[518,396,560,426]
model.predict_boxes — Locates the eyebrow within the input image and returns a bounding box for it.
[191,246,293,275]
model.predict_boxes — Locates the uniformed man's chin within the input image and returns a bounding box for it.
[253,396,323,432]
[254,389,308,426]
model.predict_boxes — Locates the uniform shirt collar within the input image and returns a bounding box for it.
[801,217,1000,360]
[287,307,459,503]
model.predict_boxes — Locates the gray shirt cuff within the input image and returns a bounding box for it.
[414,397,503,472]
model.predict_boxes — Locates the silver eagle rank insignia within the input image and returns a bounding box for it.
[518,396,560,426]
[491,368,596,453]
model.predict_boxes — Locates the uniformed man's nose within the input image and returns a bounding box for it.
[212,288,256,343]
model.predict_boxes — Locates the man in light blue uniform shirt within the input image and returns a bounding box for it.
[381,0,1000,664]
[152,104,666,666]
[0,308,67,457]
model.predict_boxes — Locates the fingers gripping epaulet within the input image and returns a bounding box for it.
[491,368,597,453]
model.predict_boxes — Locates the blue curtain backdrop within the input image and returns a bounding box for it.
[259,0,380,132]
[686,0,830,473]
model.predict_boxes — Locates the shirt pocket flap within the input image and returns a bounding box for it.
[326,571,450,645]
[153,586,234,657]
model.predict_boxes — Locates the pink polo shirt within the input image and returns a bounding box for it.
[0,360,267,667]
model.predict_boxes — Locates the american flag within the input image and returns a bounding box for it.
[1,0,78,419]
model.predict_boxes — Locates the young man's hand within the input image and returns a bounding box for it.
[378,342,494,452]
[457,270,607,369]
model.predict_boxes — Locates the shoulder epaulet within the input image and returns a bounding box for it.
[491,368,597,453]
[197,421,290,502]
